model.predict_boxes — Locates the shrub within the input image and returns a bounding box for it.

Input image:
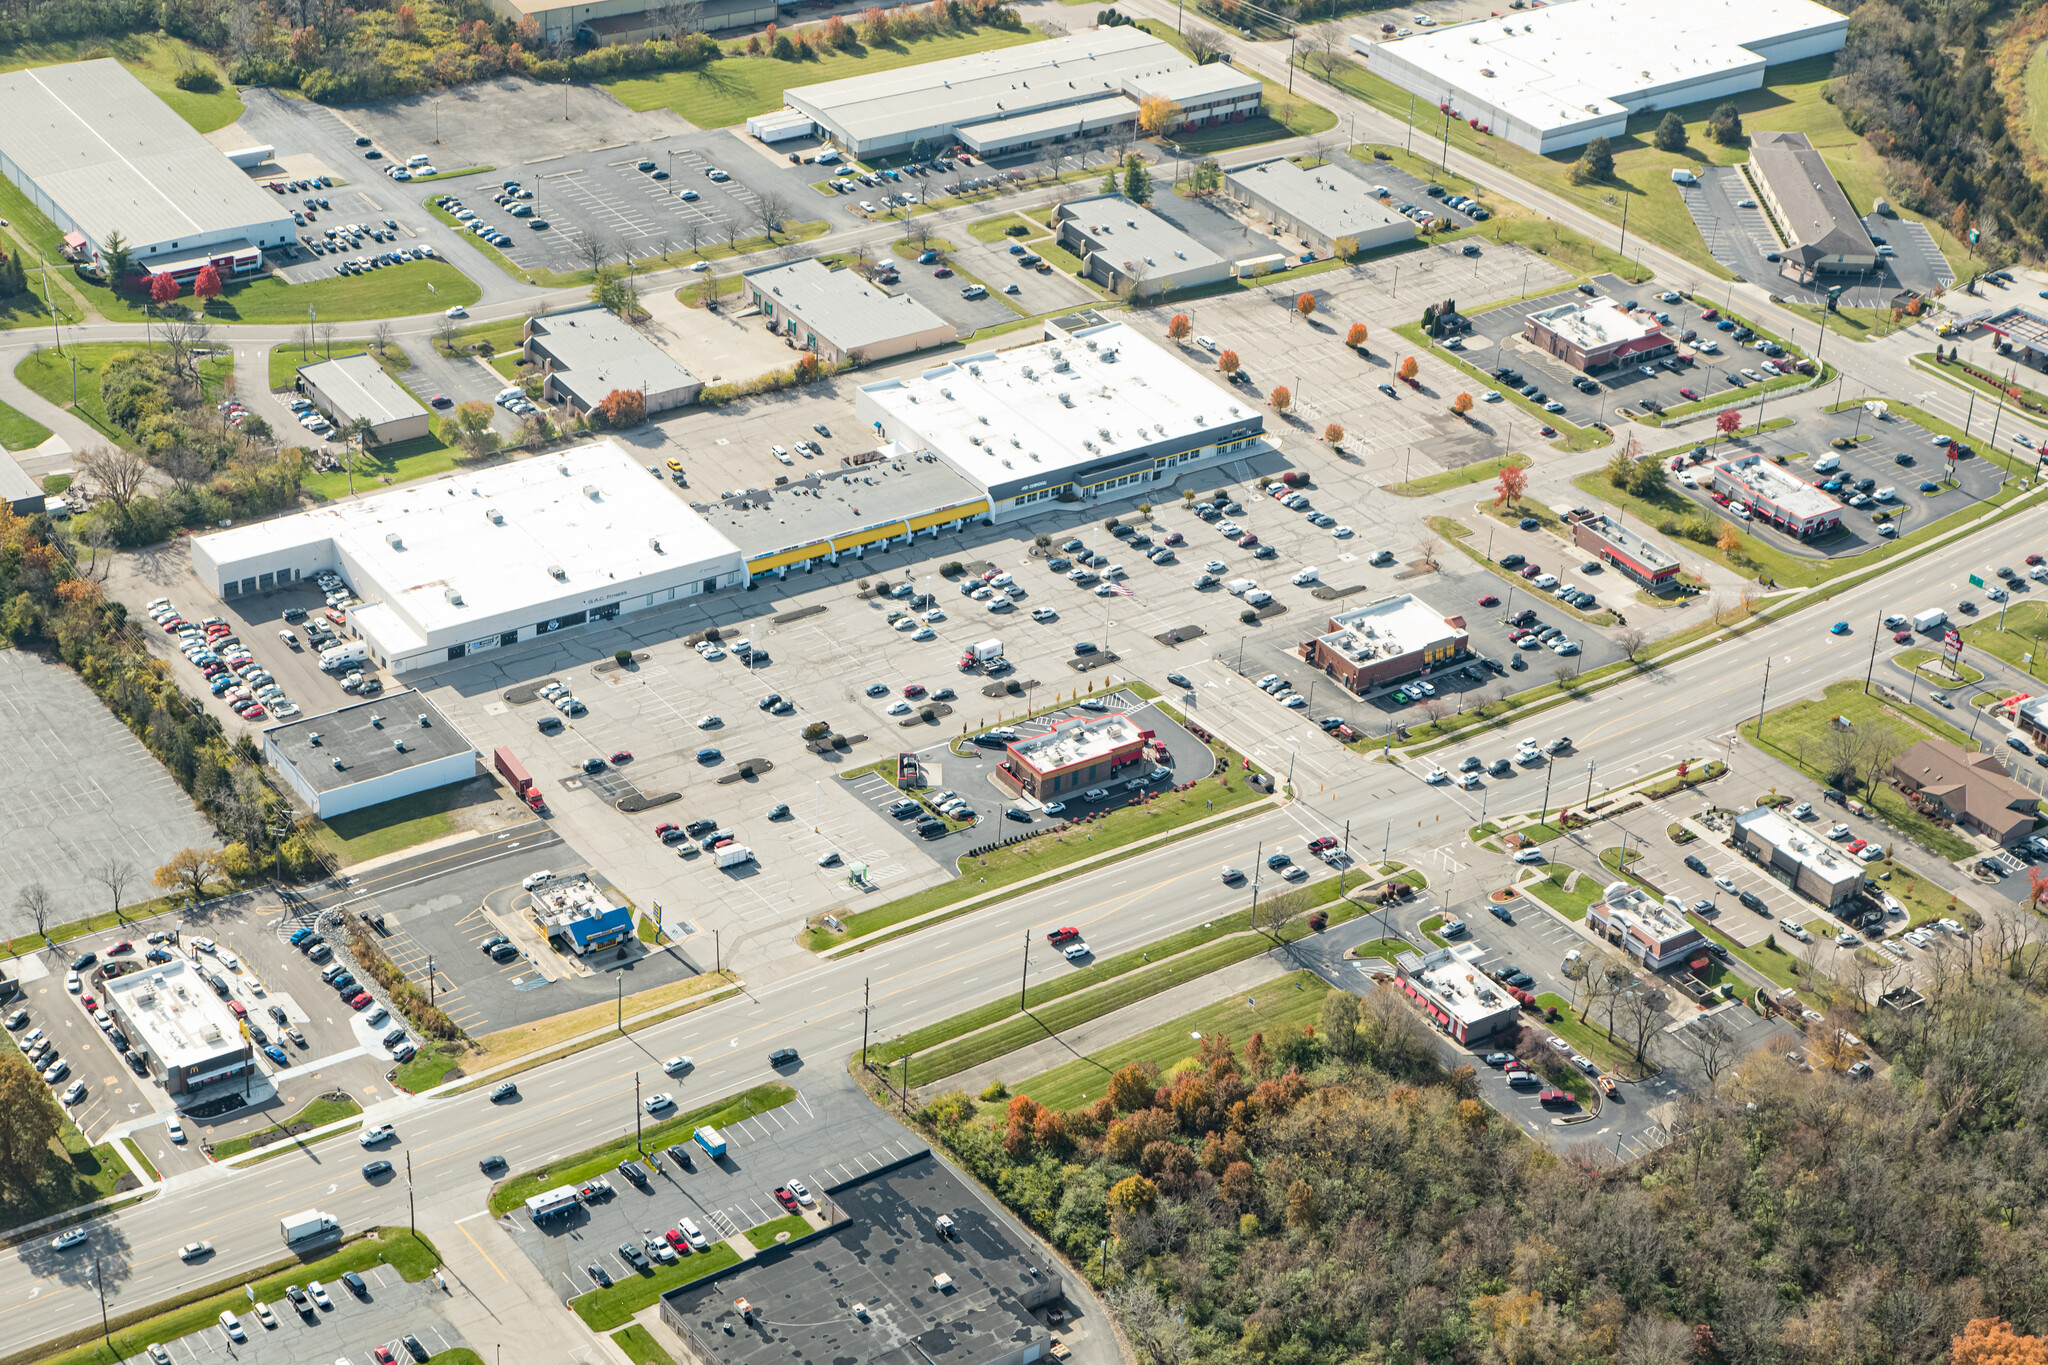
[1005,224,1030,237]
[173,66,222,93]
[614,648,632,667]
[980,1079,1008,1101]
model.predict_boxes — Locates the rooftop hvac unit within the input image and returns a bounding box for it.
[649,537,663,553]
[968,364,980,375]
[583,484,600,499]
[486,507,503,523]
[1085,338,1098,349]
[940,388,953,399]
[417,714,430,726]
[1059,392,1074,406]
[370,714,384,728]
[558,463,571,475]
[1098,427,1111,439]
[386,533,404,549]
[308,732,322,746]
[445,588,463,605]
[332,757,345,770]
[1054,358,1070,372]
[978,414,990,424]
[393,739,407,753]
[548,565,566,580]
[1021,365,1036,379]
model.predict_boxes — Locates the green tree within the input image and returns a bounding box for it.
[1604,445,1636,487]
[1577,135,1614,181]
[0,1055,61,1189]
[1122,153,1152,204]
[1630,455,1669,496]
[1708,101,1743,145]
[1653,111,1688,152]
[101,231,136,288]
[1318,990,1362,1061]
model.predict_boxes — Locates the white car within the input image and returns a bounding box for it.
[179,1241,213,1260]
[1062,942,1091,961]
[787,1178,814,1205]
[644,1092,675,1112]
[885,700,911,715]
[1511,847,1546,864]
[358,1123,395,1147]
[1714,875,1736,892]
[522,870,554,890]
[697,715,722,728]
[219,1313,245,1343]
[911,626,935,641]
[1424,767,1449,784]
[1789,802,1813,819]
[443,305,467,318]
[1195,335,1218,351]
[1826,824,1851,839]
[1332,526,1353,538]
[50,1229,87,1251]
[663,1055,694,1074]
[1030,607,1057,622]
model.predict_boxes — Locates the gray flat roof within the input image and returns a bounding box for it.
[692,455,987,558]
[1750,131,1874,258]
[1057,192,1225,275]
[1227,157,1415,241]
[299,354,428,429]
[741,258,951,352]
[0,60,293,253]
[784,27,1182,146]
[525,304,698,404]
[0,448,42,510]
[264,690,475,795]
[660,1154,1055,1365]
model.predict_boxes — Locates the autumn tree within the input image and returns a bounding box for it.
[149,272,180,308]
[1494,463,1528,508]
[0,1056,62,1190]
[191,263,222,312]
[1137,94,1181,137]
[1345,322,1368,348]
[1269,385,1291,411]
[1452,391,1473,415]
[1284,1177,1319,1230]
[1166,313,1192,341]
[1716,408,1742,435]
[1952,1319,2048,1365]
[153,848,219,902]
[1295,292,1316,322]
[1216,349,1240,376]
[1331,234,1359,261]
[592,388,646,429]
[1106,1061,1157,1112]
[1324,423,1344,444]
[1398,355,1418,380]
[1107,1173,1159,1217]
[1716,520,1743,556]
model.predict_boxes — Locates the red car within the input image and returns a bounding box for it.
[374,1349,396,1365]
[774,1186,799,1212]
[654,822,679,840]
[933,267,953,278]
[237,703,266,720]
[1539,425,1557,437]
[1045,926,1081,945]
[1846,839,1867,854]
[1306,836,1337,854]
[665,1228,690,1252]
[1893,631,1912,643]
[904,683,926,699]
[611,750,633,763]
[106,941,132,955]
[81,994,97,1010]
[348,992,373,1010]
[161,618,186,632]
[1518,564,1541,579]
[1163,531,1183,545]
[1679,387,1700,401]
[430,394,453,408]
[1700,308,1720,320]
[1238,533,1259,547]
[2030,554,2046,566]
[1478,594,1499,607]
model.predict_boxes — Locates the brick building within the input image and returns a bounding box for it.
[1521,297,1673,372]
[1711,453,1844,539]
[1005,712,1149,800]
[1303,594,1468,695]
[1566,509,1680,588]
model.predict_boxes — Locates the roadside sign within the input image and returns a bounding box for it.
[1969,573,1985,588]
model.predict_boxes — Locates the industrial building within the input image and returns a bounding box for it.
[1391,945,1520,1043]
[1586,881,1708,971]
[1224,159,1418,256]
[1303,594,1469,695]
[297,354,432,447]
[1746,131,1878,279]
[771,27,1259,158]
[1890,740,2039,847]
[1711,452,1844,539]
[529,873,636,956]
[696,455,992,583]
[190,440,749,675]
[103,959,252,1099]
[1350,0,1848,154]
[0,450,44,515]
[483,0,772,46]
[1567,509,1679,588]
[1733,807,1865,908]
[263,692,478,820]
[856,317,1267,522]
[0,60,296,281]
[1053,193,1232,297]
[1004,712,1150,799]
[741,258,954,366]
[1522,297,1673,372]
[522,304,702,416]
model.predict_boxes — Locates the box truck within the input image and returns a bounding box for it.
[693,1125,727,1158]
[716,844,755,869]
[958,639,1003,670]
[319,641,369,671]
[525,1187,580,1222]
[1913,608,1948,633]
[279,1210,340,1246]
[493,748,547,814]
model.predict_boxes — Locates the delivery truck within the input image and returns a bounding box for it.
[1913,608,1948,633]
[716,844,755,869]
[493,747,547,814]
[279,1209,340,1246]
[693,1125,727,1158]
[958,638,1003,671]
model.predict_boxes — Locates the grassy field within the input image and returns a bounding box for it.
[1387,451,1529,497]
[1010,969,1332,1112]
[489,1085,793,1215]
[1312,53,1985,283]
[267,341,412,391]
[0,395,52,450]
[611,1327,679,1365]
[603,24,1043,128]
[1523,867,1602,921]
[1961,599,2048,677]
[211,1095,363,1160]
[1135,20,1334,147]
[745,1213,811,1249]
[71,260,481,327]
[0,36,242,131]
[16,343,233,445]
[301,431,462,503]
[573,1244,740,1330]
[1533,992,1645,1078]
[967,212,1039,243]
[35,1230,439,1365]
[1740,679,1975,859]
[312,784,470,863]
[394,1040,468,1092]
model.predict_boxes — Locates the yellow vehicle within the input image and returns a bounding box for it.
[665,457,684,473]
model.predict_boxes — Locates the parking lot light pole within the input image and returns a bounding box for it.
[634,1073,642,1152]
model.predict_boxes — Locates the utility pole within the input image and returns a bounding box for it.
[405,1151,415,1234]
[89,1260,110,1348]
[426,954,435,1006]
[860,978,870,1070]
[1538,759,1556,826]
[634,1073,643,1152]
[1019,932,1029,1010]
[1617,197,1630,257]
[617,974,623,1031]
[1337,819,1351,895]
[1863,613,1881,694]
[1755,655,1772,738]
[1583,758,1596,808]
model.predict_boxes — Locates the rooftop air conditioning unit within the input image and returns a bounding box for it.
[486,507,503,523]
[649,537,663,553]
[393,739,406,753]
[940,388,952,399]
[558,463,571,475]
[331,757,345,770]
[308,732,322,745]
[583,484,600,499]
[386,533,404,549]
[445,588,463,605]
[417,714,430,726]
[548,565,566,580]
[1059,392,1074,406]
[370,714,384,727]
[1098,427,1111,439]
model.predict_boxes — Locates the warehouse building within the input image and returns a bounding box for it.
[1391,945,1521,1043]
[1053,193,1231,297]
[773,27,1258,158]
[103,959,253,1100]
[0,450,43,515]
[1350,0,1847,154]
[1303,594,1469,695]
[523,304,702,416]
[1586,881,1708,971]
[190,440,748,675]
[1733,808,1865,909]
[855,317,1267,522]
[1711,452,1843,539]
[1746,131,1878,279]
[263,692,478,820]
[741,257,955,366]
[1223,159,1417,256]
[0,60,296,281]
[1004,712,1150,799]
[297,354,432,446]
[1567,509,1679,588]
[1522,297,1673,372]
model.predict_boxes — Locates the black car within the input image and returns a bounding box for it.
[1073,641,1098,655]
[285,1285,309,1307]
[1684,855,1708,874]
[917,819,947,839]
[340,1272,367,1298]
[1505,972,1534,989]
[268,1004,289,1025]
[480,1154,507,1172]
[1499,553,1525,570]
[617,1242,650,1272]
[666,1143,696,1170]
[70,952,95,971]
[402,1337,428,1363]
[617,1159,650,1185]
[125,1050,147,1075]
[491,1081,518,1102]
[1739,891,1766,912]
[768,1046,800,1068]
[382,1027,408,1049]
[362,1160,394,1179]
[586,1264,612,1289]
[684,818,718,836]
[768,803,791,820]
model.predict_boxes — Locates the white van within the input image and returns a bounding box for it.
[1670,168,1697,185]
[1813,453,1840,473]
[407,154,431,168]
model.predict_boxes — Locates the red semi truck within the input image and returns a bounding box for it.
[494,747,548,815]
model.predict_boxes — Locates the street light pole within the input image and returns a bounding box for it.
[1755,656,1772,738]
[634,1072,643,1152]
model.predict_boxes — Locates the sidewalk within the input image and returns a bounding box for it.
[437,1210,603,1363]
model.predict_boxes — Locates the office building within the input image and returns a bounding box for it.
[1733,807,1865,908]
[103,959,252,1099]
[263,692,478,819]
[1224,158,1418,256]
[1522,297,1673,372]
[297,354,432,446]
[1711,452,1844,538]
[0,60,296,280]
[1350,0,1848,154]
[1053,193,1231,297]
[1303,594,1470,694]
[741,257,955,366]
[522,304,702,416]
[1747,131,1878,279]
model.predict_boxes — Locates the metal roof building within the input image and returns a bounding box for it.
[741,258,954,366]
[0,60,296,278]
[1747,131,1878,278]
[523,304,702,416]
[1053,192,1231,297]
[1224,159,1417,255]
[298,354,432,446]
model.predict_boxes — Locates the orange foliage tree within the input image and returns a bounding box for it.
[1167,313,1192,341]
[1345,322,1368,348]
[1451,392,1473,414]
[1295,293,1316,321]
[592,389,646,429]
[1324,423,1344,444]
[1953,1319,2048,1365]
[1217,349,1240,375]
[1398,355,1418,380]
[1494,464,1528,507]
[1269,385,1291,411]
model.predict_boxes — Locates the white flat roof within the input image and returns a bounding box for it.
[104,959,246,1071]
[195,441,744,644]
[0,60,293,254]
[1319,594,1464,664]
[1717,453,1843,520]
[859,321,1258,489]
[1129,63,1263,104]
[1404,945,1521,1026]
[1737,808,1863,888]
[1057,193,1225,276]
[741,257,951,353]
[1529,298,1663,351]
[1359,0,1847,136]
[785,28,1184,145]
[1010,712,1142,774]
[300,354,428,429]
[1227,158,1415,241]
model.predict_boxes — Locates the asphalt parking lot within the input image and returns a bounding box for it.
[1463,275,1707,426]
[886,256,1016,334]
[1680,165,1953,303]
[0,650,216,940]
[138,1262,463,1365]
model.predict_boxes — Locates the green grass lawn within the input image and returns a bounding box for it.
[300,431,462,503]
[0,36,242,131]
[489,1085,793,1215]
[1387,451,1529,497]
[1523,867,1601,921]
[1533,992,1647,1078]
[1312,53,1984,283]
[745,1213,811,1249]
[39,1230,440,1365]
[412,165,496,184]
[211,1095,363,1160]
[1696,920,1808,991]
[603,24,1043,127]
[267,341,412,391]
[1740,679,1976,859]
[312,784,469,863]
[967,212,1039,243]
[572,1244,740,1330]
[72,260,481,327]
[0,395,52,450]
[611,1327,679,1365]
[0,1122,137,1234]
[16,343,232,444]
[1915,352,2048,413]
[1961,599,2048,678]
[394,1040,469,1092]
[1012,969,1331,1112]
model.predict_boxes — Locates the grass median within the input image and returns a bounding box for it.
[745,1214,811,1249]
[1523,867,1602,921]
[1387,451,1529,498]
[0,1124,139,1235]
[488,1084,793,1216]
[1534,992,1647,1078]
[212,1095,362,1160]
[611,1328,678,1365]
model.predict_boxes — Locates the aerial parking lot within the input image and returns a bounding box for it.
[129,1262,464,1365]
[1679,165,1954,304]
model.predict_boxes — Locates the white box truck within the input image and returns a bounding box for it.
[717,844,755,869]
[279,1210,339,1246]
[320,641,369,671]
[1912,608,1948,633]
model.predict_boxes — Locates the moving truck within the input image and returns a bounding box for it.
[279,1210,339,1246]
[694,1125,727,1158]
[716,844,755,869]
[959,639,1003,670]
[1913,608,1948,633]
